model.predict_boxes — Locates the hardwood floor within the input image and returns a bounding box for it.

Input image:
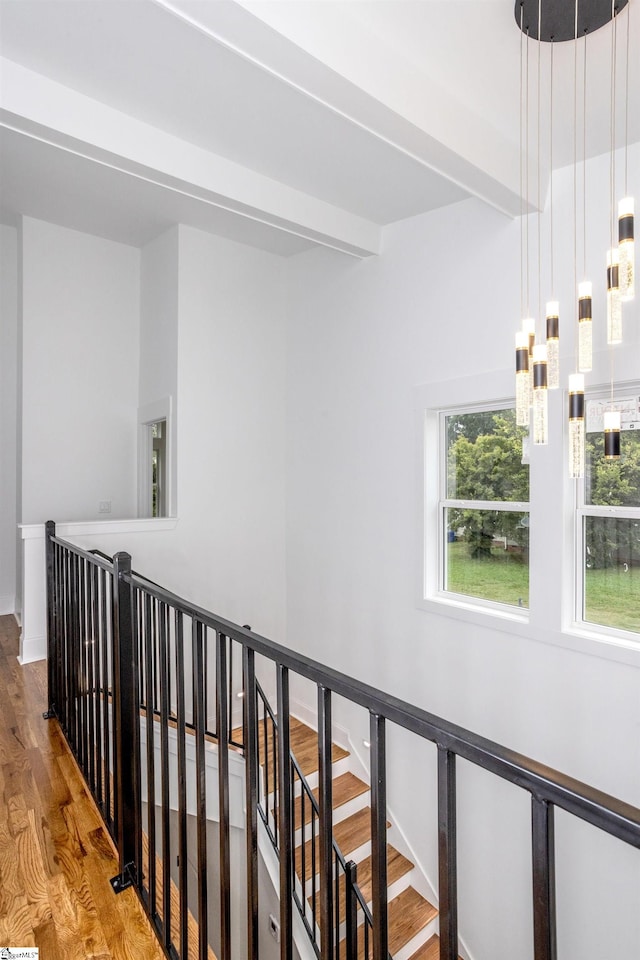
[0,614,169,960]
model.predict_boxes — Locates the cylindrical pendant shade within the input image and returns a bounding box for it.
[607,249,622,344]
[546,301,560,390]
[618,197,635,302]
[532,345,548,445]
[568,374,585,479]
[604,410,621,460]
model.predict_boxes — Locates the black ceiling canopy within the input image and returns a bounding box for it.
[515,0,629,42]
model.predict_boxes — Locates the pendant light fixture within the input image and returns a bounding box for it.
[606,248,622,342]
[619,197,636,298]
[546,301,560,387]
[516,332,532,426]
[532,344,549,444]
[546,38,560,389]
[577,281,593,372]
[604,409,622,458]
[568,374,586,477]
[513,0,633,478]
[618,5,635,299]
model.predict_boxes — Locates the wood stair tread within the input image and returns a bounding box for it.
[339,886,438,960]
[290,771,369,829]
[296,807,390,883]
[231,715,349,778]
[409,933,463,960]
[309,843,413,917]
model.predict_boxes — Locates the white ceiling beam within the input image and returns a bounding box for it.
[159,0,539,218]
[0,57,381,258]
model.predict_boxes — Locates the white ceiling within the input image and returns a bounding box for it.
[0,0,638,256]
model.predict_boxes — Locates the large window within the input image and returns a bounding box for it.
[578,393,640,636]
[440,405,530,610]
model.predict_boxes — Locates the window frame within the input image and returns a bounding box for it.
[436,401,531,615]
[138,396,176,519]
[573,382,640,641]
[416,366,640,662]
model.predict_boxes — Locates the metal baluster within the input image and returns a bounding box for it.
[100,567,111,828]
[87,560,97,796]
[318,685,334,960]
[92,564,102,806]
[532,796,557,960]
[369,712,387,960]
[110,552,140,893]
[175,610,189,960]
[193,619,209,960]
[438,746,459,960]
[217,633,231,960]
[243,645,259,960]
[277,665,293,960]
[158,602,171,947]
[144,591,156,912]
[44,521,57,718]
[345,860,358,960]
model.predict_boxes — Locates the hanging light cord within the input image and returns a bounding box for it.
[610,0,618,404]
[520,2,525,319]
[583,29,588,278]
[537,0,542,325]
[624,0,630,194]
[610,0,617,254]
[549,39,554,296]
[526,25,531,316]
[573,0,578,326]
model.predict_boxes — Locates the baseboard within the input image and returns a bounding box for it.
[18,633,47,664]
[0,594,15,616]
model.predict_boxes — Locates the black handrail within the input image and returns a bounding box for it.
[44,523,640,960]
[119,569,640,848]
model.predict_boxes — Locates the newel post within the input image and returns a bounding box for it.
[110,551,141,893]
[43,520,57,719]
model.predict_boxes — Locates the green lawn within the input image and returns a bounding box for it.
[446,541,529,608]
[584,566,640,633]
[447,541,640,634]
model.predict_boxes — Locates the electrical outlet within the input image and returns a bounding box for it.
[98,500,111,514]
[268,914,280,943]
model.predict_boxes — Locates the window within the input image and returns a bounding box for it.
[151,420,167,518]
[577,392,640,636]
[138,397,175,519]
[440,405,530,610]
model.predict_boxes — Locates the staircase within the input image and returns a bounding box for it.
[236,711,460,960]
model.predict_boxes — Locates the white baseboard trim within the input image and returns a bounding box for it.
[18,633,47,664]
[0,594,15,616]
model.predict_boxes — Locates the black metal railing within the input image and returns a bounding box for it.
[44,521,640,960]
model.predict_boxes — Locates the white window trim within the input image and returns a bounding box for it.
[571,380,640,641]
[138,397,176,519]
[415,368,640,669]
[419,370,531,630]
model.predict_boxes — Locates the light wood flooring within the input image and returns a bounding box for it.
[0,614,183,960]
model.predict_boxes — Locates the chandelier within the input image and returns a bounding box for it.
[513,0,635,476]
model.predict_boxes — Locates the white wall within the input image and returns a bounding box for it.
[71,225,288,639]
[285,146,640,960]
[139,226,179,516]
[20,216,140,523]
[172,225,287,640]
[139,226,179,411]
[0,224,18,614]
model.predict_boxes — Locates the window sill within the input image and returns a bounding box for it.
[418,593,640,668]
[418,592,530,638]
